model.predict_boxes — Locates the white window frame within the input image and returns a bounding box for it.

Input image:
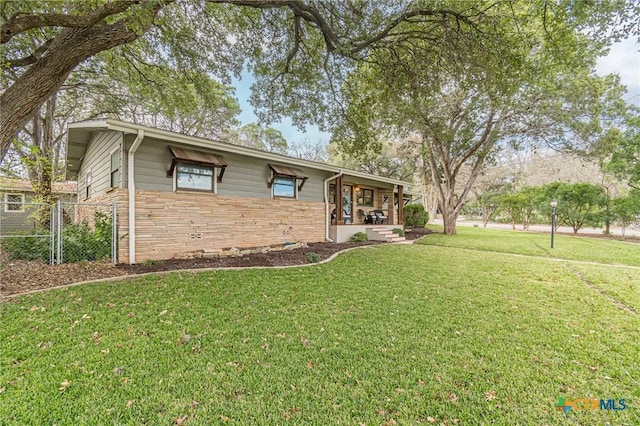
[4,193,25,213]
[174,162,218,193]
[271,176,298,200]
[85,171,92,200]
[109,148,121,188]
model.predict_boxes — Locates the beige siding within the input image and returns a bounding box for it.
[77,131,123,199]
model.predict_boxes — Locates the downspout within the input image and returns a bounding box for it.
[323,171,343,242]
[128,129,144,264]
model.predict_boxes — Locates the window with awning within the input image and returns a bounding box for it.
[167,145,228,183]
[267,164,308,193]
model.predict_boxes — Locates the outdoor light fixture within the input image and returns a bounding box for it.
[550,199,558,248]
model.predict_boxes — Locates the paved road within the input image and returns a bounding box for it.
[454,220,640,238]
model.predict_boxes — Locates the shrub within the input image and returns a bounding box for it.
[349,232,368,242]
[404,204,429,228]
[392,228,405,236]
[1,229,52,261]
[62,222,111,262]
[306,252,321,263]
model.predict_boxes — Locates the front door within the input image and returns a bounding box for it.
[342,185,353,224]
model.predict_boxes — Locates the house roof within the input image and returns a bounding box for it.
[0,178,77,194]
[66,119,413,188]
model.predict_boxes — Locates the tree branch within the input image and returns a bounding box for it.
[211,0,482,58]
[284,15,301,73]
[1,3,165,159]
[345,8,481,55]
[4,39,53,68]
[1,1,137,43]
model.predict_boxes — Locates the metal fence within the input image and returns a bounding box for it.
[0,200,117,265]
[0,202,55,263]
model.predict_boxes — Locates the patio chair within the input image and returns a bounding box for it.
[359,209,373,224]
[372,209,388,224]
[332,208,352,224]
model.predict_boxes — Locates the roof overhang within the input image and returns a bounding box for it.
[66,119,413,188]
[0,178,77,194]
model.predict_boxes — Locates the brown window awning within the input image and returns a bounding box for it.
[167,146,228,181]
[268,164,308,191]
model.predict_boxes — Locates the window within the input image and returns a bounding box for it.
[267,164,307,199]
[356,188,374,206]
[272,177,296,198]
[329,184,336,204]
[4,193,24,212]
[85,172,92,199]
[110,151,120,187]
[176,163,216,191]
[167,146,227,192]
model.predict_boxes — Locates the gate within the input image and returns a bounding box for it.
[56,201,118,264]
[0,200,117,265]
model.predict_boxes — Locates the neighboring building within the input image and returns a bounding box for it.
[0,178,77,232]
[66,119,413,263]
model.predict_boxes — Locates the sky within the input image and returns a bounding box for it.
[231,72,332,146]
[596,37,640,106]
[232,37,639,146]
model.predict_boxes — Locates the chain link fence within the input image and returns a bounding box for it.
[57,202,117,264]
[0,202,55,264]
[0,200,117,266]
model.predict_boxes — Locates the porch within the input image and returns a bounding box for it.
[328,176,406,226]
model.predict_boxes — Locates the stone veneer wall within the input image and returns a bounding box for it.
[132,189,326,262]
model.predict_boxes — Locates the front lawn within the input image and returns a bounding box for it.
[418,225,640,266]
[1,242,639,424]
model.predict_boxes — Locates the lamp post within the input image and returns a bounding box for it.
[550,199,558,249]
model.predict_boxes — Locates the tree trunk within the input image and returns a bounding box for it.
[442,208,458,235]
[1,8,161,160]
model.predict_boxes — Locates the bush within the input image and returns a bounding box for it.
[306,252,321,263]
[392,228,405,236]
[62,222,111,262]
[349,232,368,242]
[1,229,52,261]
[404,204,429,228]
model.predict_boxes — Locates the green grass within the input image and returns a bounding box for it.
[1,240,639,424]
[568,263,640,313]
[419,225,640,266]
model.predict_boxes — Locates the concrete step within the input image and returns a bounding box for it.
[365,228,407,242]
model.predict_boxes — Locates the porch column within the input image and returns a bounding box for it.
[397,185,404,225]
[387,191,394,225]
[336,175,343,224]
